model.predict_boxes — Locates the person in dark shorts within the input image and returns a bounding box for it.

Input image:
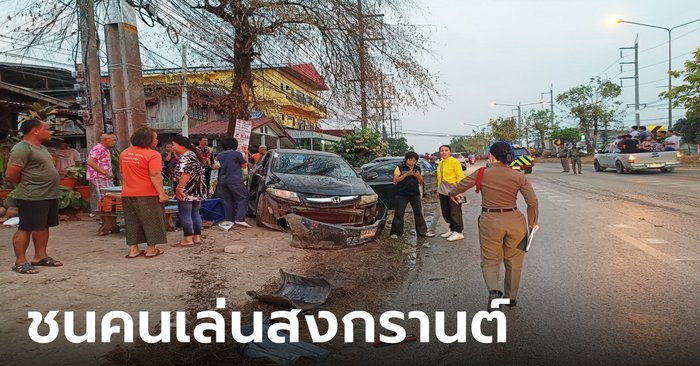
[119,127,170,259]
[5,119,62,274]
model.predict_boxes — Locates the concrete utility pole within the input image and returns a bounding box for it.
[104,0,148,149]
[620,37,642,127]
[540,84,555,128]
[78,0,105,148]
[180,43,189,137]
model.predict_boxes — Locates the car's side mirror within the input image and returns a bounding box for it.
[363,172,379,182]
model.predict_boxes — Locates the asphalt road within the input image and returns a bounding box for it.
[327,162,700,365]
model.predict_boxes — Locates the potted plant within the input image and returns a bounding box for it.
[58,186,88,213]
[68,165,90,200]
[60,166,79,189]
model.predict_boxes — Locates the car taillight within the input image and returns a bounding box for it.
[628,155,635,163]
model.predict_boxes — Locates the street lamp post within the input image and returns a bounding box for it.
[490,101,544,146]
[616,17,700,129]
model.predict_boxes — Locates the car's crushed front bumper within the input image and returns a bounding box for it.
[285,202,387,250]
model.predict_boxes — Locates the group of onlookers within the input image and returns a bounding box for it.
[611,126,681,153]
[6,120,260,273]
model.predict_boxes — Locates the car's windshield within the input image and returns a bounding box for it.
[272,153,357,178]
[513,148,530,156]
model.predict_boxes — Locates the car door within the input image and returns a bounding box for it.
[364,162,399,210]
[248,152,272,211]
[598,144,614,167]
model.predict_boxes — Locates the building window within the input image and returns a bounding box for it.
[299,121,306,130]
[289,117,296,127]
[278,113,284,122]
[188,106,207,120]
[306,95,313,105]
[297,91,305,104]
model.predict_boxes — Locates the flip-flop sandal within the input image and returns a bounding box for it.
[31,256,63,267]
[125,250,145,259]
[12,263,40,274]
[193,241,203,245]
[171,242,194,248]
[144,248,165,258]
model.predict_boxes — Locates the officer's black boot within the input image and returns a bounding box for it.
[488,290,504,309]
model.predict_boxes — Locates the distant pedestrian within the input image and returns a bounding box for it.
[558,144,570,172]
[436,144,465,242]
[170,136,207,247]
[53,141,81,176]
[119,127,169,259]
[161,142,179,180]
[196,136,215,193]
[251,145,267,164]
[217,138,251,228]
[87,133,117,213]
[569,145,582,174]
[390,152,435,239]
[449,141,539,307]
[5,119,62,274]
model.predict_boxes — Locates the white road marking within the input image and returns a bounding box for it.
[548,196,562,199]
[612,224,633,229]
[612,232,700,283]
[675,258,700,261]
[644,238,669,244]
[557,200,572,202]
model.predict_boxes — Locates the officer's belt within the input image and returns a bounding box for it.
[481,207,517,213]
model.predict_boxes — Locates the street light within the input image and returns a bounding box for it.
[616,17,700,129]
[490,101,544,145]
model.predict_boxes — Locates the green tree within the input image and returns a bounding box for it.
[550,127,580,144]
[449,129,490,154]
[556,77,622,152]
[661,48,700,120]
[524,110,553,150]
[489,117,521,142]
[334,129,388,167]
[674,117,700,146]
[386,137,413,156]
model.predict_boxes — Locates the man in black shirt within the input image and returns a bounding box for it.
[621,135,639,153]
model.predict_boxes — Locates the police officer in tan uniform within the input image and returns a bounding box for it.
[450,142,539,307]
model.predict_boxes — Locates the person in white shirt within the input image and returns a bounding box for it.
[630,126,641,139]
[663,129,681,151]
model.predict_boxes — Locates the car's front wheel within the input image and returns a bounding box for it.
[524,168,532,174]
[255,194,269,227]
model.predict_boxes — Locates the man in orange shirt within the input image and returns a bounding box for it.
[251,145,267,163]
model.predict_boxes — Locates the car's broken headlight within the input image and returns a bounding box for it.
[359,194,378,205]
[267,188,302,203]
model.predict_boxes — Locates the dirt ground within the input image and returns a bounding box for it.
[0,201,428,365]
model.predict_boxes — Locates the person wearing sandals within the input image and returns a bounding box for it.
[119,127,170,259]
[170,136,207,247]
[5,119,62,274]
[390,152,435,239]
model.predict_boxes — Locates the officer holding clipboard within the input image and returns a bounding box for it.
[449,141,539,307]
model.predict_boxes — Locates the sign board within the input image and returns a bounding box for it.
[552,139,561,146]
[580,135,586,141]
[648,125,663,134]
[233,119,252,150]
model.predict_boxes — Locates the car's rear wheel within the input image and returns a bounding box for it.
[661,167,674,173]
[615,161,625,174]
[594,160,603,172]
[524,168,532,174]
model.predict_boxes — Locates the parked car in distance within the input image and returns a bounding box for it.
[248,149,381,229]
[360,160,437,209]
[594,144,681,173]
[360,156,403,171]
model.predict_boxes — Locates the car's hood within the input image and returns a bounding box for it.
[271,173,375,196]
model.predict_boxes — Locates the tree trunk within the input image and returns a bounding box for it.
[592,120,599,155]
[226,11,255,137]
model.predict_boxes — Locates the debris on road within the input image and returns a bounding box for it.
[240,324,330,365]
[246,270,331,310]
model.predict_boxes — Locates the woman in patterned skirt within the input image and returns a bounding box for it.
[170,136,207,247]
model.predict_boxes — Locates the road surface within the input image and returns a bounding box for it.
[328,162,700,365]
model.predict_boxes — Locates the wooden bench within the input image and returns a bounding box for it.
[97,200,179,236]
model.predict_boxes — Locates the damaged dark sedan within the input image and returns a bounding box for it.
[248,149,386,249]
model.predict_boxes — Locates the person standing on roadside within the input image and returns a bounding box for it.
[569,144,582,174]
[196,136,215,193]
[217,138,251,228]
[53,141,81,176]
[170,136,207,247]
[119,127,169,259]
[558,144,570,172]
[87,133,117,214]
[436,144,465,242]
[390,152,435,239]
[5,119,62,274]
[450,141,539,308]
[251,145,267,164]
[161,142,179,180]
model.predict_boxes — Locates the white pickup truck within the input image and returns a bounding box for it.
[594,144,681,174]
